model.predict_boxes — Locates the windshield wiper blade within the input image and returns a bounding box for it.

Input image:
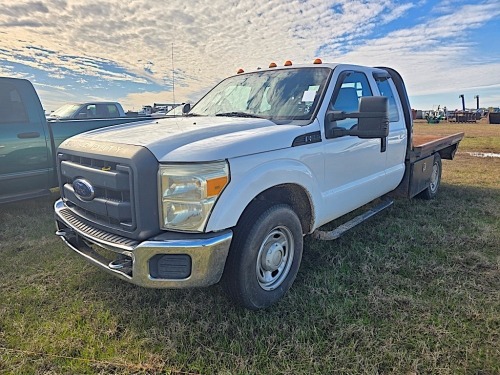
[215,112,262,118]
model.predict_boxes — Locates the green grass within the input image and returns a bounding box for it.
[1,124,499,374]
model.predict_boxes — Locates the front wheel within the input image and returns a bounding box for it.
[222,202,303,310]
[419,153,442,200]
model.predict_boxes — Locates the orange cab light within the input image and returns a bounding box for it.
[284,60,293,66]
[313,58,322,64]
[237,68,244,74]
[269,62,277,68]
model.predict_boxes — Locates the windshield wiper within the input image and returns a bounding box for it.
[215,112,262,118]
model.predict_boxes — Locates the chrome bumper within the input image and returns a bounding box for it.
[54,199,232,288]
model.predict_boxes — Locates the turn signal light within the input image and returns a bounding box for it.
[284,60,293,66]
[313,58,322,64]
[207,176,229,197]
[269,62,277,68]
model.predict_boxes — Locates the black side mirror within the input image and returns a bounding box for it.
[326,96,389,139]
[182,103,191,114]
[356,96,389,139]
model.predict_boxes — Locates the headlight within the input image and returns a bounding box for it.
[159,161,229,232]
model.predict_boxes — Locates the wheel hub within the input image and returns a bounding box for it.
[256,226,295,291]
[263,243,284,271]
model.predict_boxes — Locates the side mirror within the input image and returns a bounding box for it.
[356,96,389,139]
[182,103,191,114]
[326,96,389,139]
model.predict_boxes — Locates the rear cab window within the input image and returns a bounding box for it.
[0,83,29,124]
[374,76,400,122]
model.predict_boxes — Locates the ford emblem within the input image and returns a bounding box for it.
[73,178,95,201]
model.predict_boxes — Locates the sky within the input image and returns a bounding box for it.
[0,0,499,112]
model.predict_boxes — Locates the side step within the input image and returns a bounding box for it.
[312,199,394,241]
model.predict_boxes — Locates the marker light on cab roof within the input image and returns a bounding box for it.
[237,68,244,74]
[269,62,277,68]
[313,58,323,64]
[284,60,292,66]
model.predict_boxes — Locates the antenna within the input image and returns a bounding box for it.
[172,42,175,105]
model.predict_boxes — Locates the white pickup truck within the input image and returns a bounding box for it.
[54,61,463,309]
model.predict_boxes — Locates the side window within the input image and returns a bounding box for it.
[330,72,372,129]
[107,104,119,117]
[95,104,110,118]
[77,104,97,118]
[0,83,29,124]
[375,77,399,122]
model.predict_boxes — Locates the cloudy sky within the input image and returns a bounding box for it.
[1,0,499,112]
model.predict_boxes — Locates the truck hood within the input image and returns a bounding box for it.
[69,116,307,161]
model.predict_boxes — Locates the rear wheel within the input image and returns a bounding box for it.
[419,153,442,200]
[222,202,303,310]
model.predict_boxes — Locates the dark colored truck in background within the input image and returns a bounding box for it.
[0,77,155,204]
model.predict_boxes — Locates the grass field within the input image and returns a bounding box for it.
[1,121,499,374]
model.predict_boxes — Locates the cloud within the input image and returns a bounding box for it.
[0,0,498,109]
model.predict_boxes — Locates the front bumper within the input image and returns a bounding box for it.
[54,199,232,288]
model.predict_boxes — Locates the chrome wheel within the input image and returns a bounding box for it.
[256,226,294,291]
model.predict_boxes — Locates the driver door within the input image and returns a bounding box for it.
[322,70,388,218]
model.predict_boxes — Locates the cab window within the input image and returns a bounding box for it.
[374,77,399,122]
[330,72,372,129]
[107,104,119,117]
[0,83,29,124]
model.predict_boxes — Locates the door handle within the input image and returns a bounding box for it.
[17,132,40,139]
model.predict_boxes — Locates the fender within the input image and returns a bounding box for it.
[206,148,324,232]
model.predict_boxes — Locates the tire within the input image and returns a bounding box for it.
[419,153,442,200]
[222,202,303,310]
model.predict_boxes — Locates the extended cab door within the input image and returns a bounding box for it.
[373,73,407,186]
[0,78,50,203]
[321,70,390,219]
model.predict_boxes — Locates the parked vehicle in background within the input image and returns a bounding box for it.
[47,102,128,120]
[54,61,464,310]
[0,77,156,204]
[138,105,153,116]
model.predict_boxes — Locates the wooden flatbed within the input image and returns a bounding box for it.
[410,132,465,162]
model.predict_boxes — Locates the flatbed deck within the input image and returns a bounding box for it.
[410,132,464,161]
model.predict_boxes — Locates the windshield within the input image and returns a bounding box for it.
[49,103,81,118]
[190,68,331,122]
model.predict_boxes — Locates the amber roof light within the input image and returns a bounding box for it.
[269,62,277,68]
[313,58,323,64]
[237,68,244,74]
[284,60,293,66]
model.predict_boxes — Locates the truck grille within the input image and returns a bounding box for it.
[57,141,160,241]
[59,154,136,232]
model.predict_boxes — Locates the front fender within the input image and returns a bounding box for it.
[205,150,323,232]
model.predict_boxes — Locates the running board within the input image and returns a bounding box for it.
[312,199,394,241]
